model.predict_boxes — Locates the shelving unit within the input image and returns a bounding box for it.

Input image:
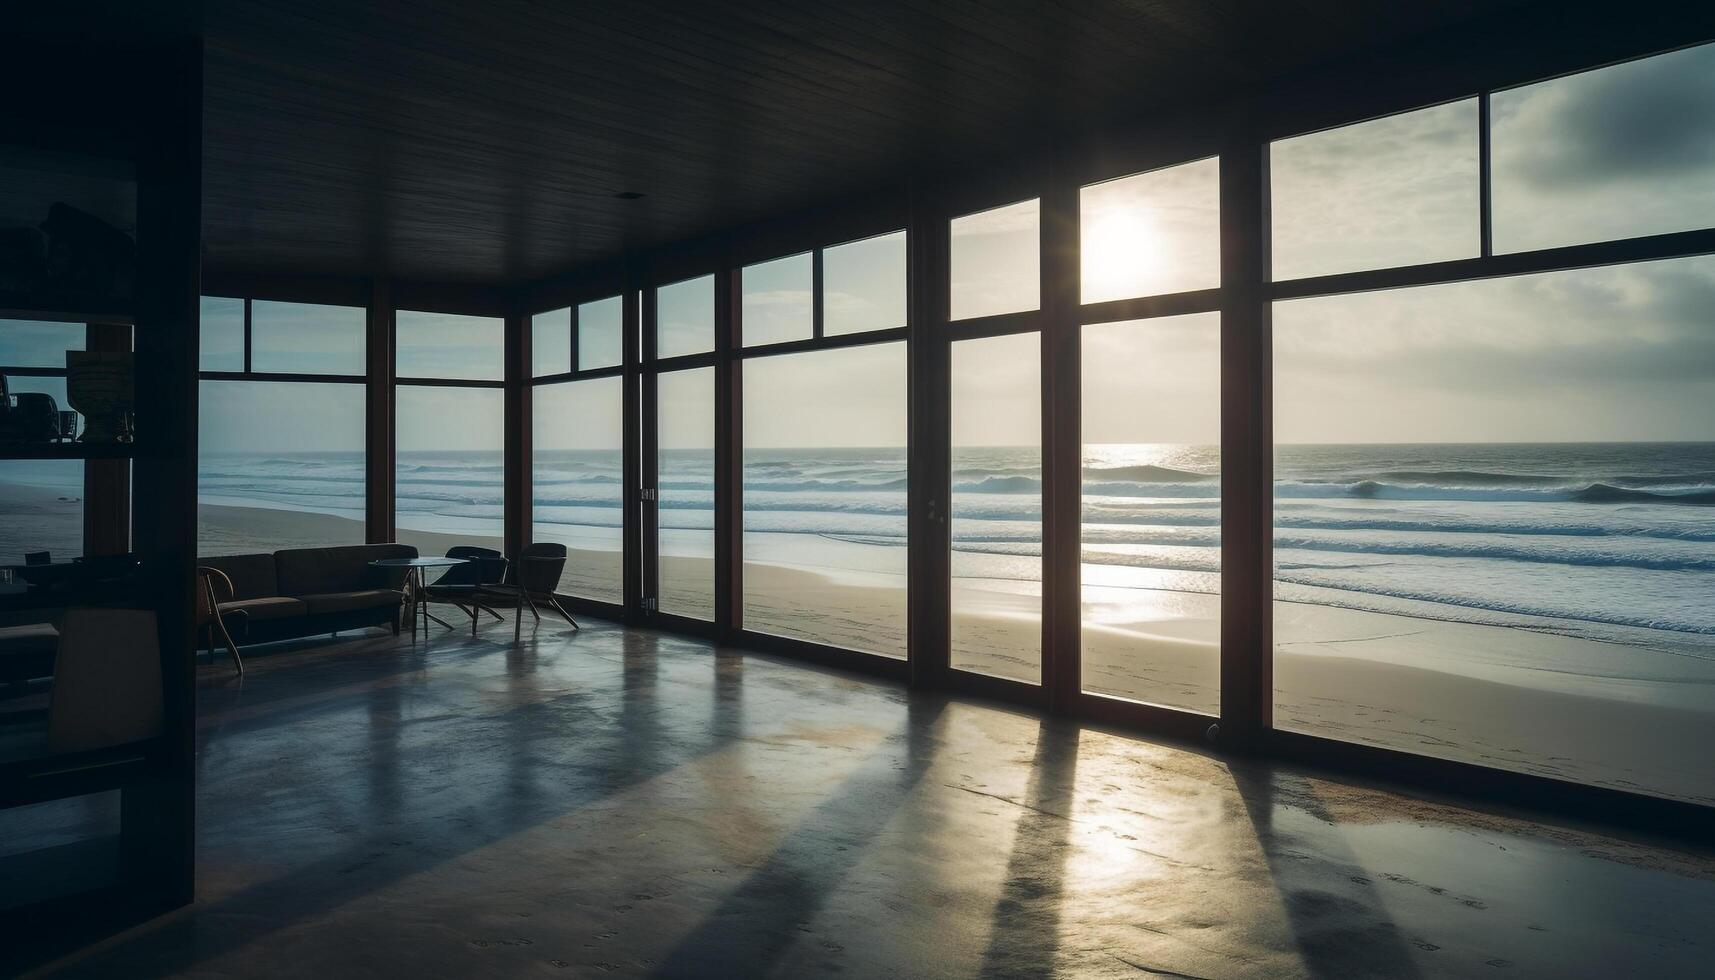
[0,32,203,955]
[0,303,133,326]
[0,443,135,460]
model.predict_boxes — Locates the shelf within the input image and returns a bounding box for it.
[0,300,133,326]
[0,443,133,460]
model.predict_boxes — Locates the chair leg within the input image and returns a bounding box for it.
[548,598,579,630]
[513,583,523,644]
[215,619,244,676]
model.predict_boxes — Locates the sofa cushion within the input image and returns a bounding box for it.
[217,596,308,622]
[0,623,59,658]
[0,623,59,682]
[275,544,417,597]
[297,589,406,617]
[199,553,278,601]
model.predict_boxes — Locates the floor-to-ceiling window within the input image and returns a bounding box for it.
[532,297,626,604]
[657,366,714,619]
[949,331,1042,683]
[197,297,367,556]
[738,230,910,657]
[1270,42,1715,804]
[644,275,717,622]
[946,202,1044,683]
[395,309,505,558]
[1078,158,1222,714]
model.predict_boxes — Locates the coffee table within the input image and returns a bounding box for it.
[369,557,467,639]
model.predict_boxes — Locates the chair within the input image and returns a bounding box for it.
[196,566,245,675]
[422,546,509,635]
[48,608,164,754]
[477,543,578,642]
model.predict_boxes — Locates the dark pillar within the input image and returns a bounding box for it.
[365,279,395,543]
[1039,167,1082,713]
[714,263,743,635]
[504,308,530,559]
[906,182,950,689]
[125,35,202,908]
[1218,117,1272,749]
[622,279,645,623]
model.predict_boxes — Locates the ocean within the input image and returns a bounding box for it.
[188,442,1715,652]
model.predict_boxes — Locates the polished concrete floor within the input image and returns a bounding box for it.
[15,616,1715,978]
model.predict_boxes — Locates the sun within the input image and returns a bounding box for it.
[1082,204,1166,302]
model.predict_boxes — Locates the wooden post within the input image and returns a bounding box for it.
[714,263,744,635]
[1039,166,1082,713]
[504,306,530,560]
[365,279,396,543]
[622,278,645,623]
[905,182,950,689]
[1218,117,1272,749]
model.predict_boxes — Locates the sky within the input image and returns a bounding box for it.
[176,41,1715,455]
[533,295,624,376]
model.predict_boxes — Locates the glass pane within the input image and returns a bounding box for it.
[1273,254,1715,804]
[578,295,623,370]
[394,386,504,558]
[200,296,244,372]
[658,368,715,620]
[1081,313,1221,714]
[951,199,1039,320]
[533,307,571,377]
[0,460,82,564]
[1272,100,1479,280]
[198,380,366,555]
[396,310,504,381]
[824,230,906,336]
[950,332,1041,683]
[1494,42,1715,253]
[741,252,812,347]
[0,318,83,368]
[1081,157,1220,303]
[252,301,365,375]
[744,343,907,657]
[534,378,625,603]
[656,275,715,358]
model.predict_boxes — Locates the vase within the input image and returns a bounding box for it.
[66,351,134,444]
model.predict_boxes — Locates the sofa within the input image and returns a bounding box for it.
[199,543,417,648]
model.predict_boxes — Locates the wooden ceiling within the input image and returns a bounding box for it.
[192,0,1566,288]
[105,0,1575,288]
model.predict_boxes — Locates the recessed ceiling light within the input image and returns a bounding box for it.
[614,191,646,200]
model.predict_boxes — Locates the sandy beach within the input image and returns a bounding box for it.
[188,501,1712,804]
[0,481,84,566]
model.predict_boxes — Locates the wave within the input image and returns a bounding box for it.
[1572,484,1715,506]
[954,476,1041,493]
[1371,468,1715,489]
[1085,464,1216,483]
[1283,480,1715,506]
[746,478,910,493]
[1274,514,1715,542]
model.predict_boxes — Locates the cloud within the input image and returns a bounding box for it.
[1495,42,1715,189]
[1275,255,1715,441]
